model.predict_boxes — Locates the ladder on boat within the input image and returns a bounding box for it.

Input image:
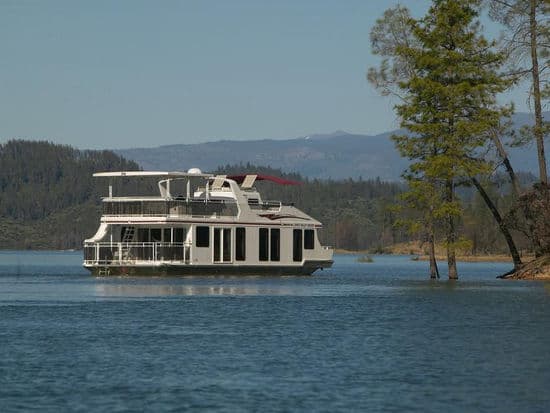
[121,226,136,243]
[98,267,110,276]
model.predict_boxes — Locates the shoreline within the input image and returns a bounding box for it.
[335,248,526,263]
[500,256,550,280]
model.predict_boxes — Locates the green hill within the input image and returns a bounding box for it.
[0,140,139,249]
[0,141,530,255]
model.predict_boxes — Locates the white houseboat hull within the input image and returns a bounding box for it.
[85,261,333,276]
[83,170,334,276]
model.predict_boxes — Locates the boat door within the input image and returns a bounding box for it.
[213,228,232,263]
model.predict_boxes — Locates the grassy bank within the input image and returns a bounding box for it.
[336,241,534,263]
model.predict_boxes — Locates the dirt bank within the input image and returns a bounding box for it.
[499,256,550,280]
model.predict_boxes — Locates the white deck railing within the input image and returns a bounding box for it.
[83,242,190,265]
[101,198,239,217]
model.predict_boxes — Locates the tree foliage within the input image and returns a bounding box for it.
[0,142,534,255]
[0,140,140,249]
[369,0,513,278]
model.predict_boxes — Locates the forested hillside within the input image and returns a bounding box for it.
[214,164,407,250]
[0,140,139,249]
[215,164,531,254]
[0,141,530,254]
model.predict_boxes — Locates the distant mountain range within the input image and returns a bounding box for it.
[116,112,548,180]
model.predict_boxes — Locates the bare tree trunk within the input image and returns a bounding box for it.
[471,177,523,270]
[428,216,440,279]
[490,130,521,197]
[530,0,548,185]
[446,179,458,280]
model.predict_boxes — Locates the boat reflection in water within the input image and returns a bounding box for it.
[93,278,303,297]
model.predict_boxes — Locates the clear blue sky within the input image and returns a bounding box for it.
[0,0,526,149]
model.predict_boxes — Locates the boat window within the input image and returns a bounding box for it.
[236,227,246,261]
[293,229,303,262]
[213,228,221,261]
[137,228,149,242]
[304,230,315,250]
[163,228,172,243]
[151,228,162,242]
[259,228,269,261]
[174,228,184,243]
[270,228,280,261]
[196,226,210,247]
[223,228,231,261]
[214,228,232,262]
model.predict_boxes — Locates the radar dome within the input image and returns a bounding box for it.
[187,167,202,174]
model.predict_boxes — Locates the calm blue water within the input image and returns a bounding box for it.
[1,251,549,412]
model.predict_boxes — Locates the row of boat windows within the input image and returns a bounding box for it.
[121,227,186,243]
[120,226,314,262]
[196,226,315,262]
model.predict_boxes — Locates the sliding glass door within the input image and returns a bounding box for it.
[213,228,232,263]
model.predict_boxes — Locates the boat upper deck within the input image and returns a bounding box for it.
[94,169,318,225]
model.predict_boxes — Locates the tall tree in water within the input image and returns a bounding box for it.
[370,0,511,279]
[369,6,441,279]
[487,0,549,185]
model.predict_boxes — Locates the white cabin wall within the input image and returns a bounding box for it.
[302,228,332,262]
[187,224,328,266]
[245,226,259,265]
[280,227,294,265]
[192,244,211,264]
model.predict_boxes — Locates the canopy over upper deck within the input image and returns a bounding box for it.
[92,170,301,201]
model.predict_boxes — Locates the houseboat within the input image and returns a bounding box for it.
[83,169,334,275]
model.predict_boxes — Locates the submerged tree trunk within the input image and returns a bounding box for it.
[446,179,458,280]
[530,0,548,185]
[426,176,440,279]
[428,220,440,279]
[471,177,523,270]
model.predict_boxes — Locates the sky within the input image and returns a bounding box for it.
[0,0,529,149]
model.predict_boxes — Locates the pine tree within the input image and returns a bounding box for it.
[369,5,443,278]
[375,0,511,278]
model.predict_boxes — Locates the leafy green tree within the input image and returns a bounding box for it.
[371,0,512,279]
[369,5,444,278]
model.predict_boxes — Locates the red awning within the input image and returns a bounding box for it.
[227,174,301,185]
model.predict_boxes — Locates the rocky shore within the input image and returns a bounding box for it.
[499,255,550,280]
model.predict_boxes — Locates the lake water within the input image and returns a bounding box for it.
[1,251,549,412]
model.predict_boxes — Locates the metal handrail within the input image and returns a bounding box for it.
[247,200,282,211]
[83,242,190,265]
[101,198,239,217]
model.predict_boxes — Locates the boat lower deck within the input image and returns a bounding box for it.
[85,260,333,276]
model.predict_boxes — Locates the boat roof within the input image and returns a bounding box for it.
[227,174,301,185]
[93,171,300,185]
[93,171,213,178]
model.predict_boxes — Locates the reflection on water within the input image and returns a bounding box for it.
[94,283,299,297]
